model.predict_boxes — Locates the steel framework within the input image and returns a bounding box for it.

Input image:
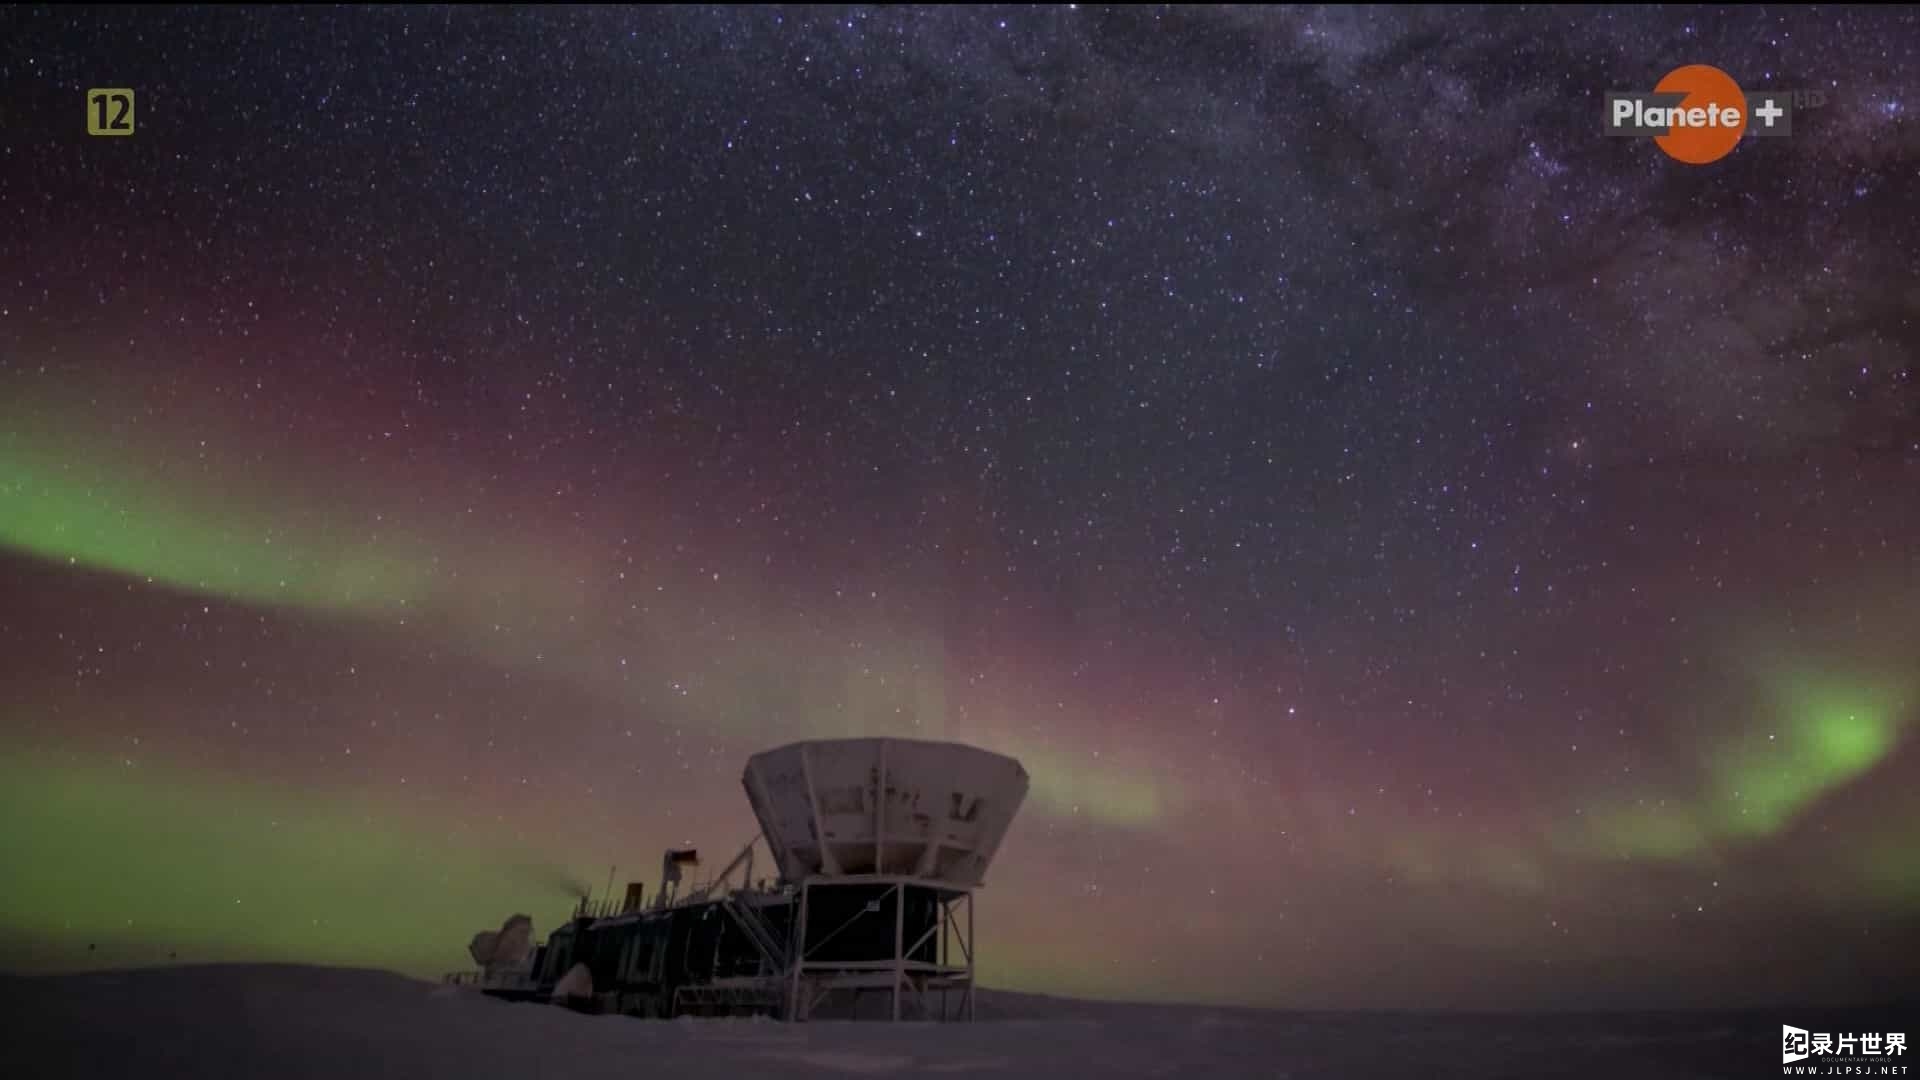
[660,836,979,1022]
[782,874,977,1022]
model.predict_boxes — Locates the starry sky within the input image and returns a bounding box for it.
[2,6,1917,1011]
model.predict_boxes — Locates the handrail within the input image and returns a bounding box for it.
[721,894,789,973]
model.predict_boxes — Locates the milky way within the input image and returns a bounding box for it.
[2,6,1916,1009]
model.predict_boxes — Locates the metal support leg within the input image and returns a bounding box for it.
[892,881,905,1021]
[966,891,975,1022]
[788,881,809,1022]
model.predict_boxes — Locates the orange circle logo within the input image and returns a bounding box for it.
[1653,64,1747,164]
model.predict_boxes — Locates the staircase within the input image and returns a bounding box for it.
[722,895,790,975]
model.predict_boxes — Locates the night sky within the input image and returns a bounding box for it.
[3,6,1917,1011]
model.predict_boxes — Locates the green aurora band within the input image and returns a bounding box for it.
[1004,742,1166,827]
[1567,668,1909,862]
[0,750,596,976]
[1,440,436,615]
[2,420,1178,833]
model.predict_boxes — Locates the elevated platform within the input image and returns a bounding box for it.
[780,873,980,1022]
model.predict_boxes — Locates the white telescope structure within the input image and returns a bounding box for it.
[738,737,1029,1021]
[450,737,1030,1023]
[743,737,1029,887]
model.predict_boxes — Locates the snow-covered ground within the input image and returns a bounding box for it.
[0,964,1853,1078]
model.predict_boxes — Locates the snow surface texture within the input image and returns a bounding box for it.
[0,964,1840,1078]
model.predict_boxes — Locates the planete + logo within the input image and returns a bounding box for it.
[1605,64,1822,164]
